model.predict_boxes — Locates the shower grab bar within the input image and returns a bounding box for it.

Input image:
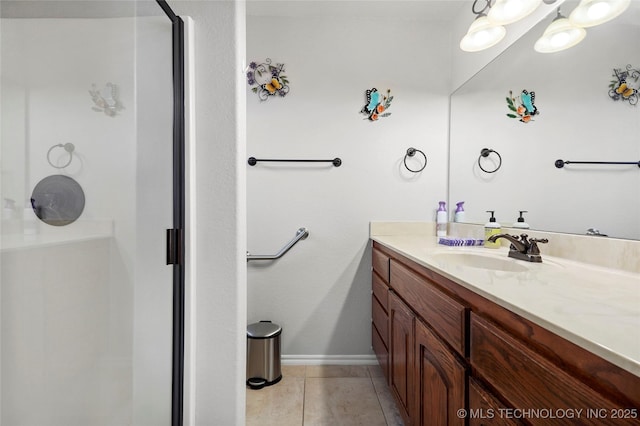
[247,227,309,261]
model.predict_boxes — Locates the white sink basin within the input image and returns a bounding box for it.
[432,252,529,273]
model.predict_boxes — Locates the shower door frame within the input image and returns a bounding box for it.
[156,1,186,425]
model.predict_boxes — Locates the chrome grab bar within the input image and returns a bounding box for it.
[247,227,309,261]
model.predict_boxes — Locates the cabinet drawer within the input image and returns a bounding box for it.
[390,260,467,356]
[372,248,390,284]
[372,323,389,382]
[470,314,628,425]
[372,272,389,312]
[469,378,523,426]
[372,295,388,347]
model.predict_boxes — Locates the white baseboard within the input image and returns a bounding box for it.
[281,355,378,366]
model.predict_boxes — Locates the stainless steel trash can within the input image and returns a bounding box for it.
[246,321,282,390]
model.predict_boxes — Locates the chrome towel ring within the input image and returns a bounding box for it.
[478,148,502,173]
[47,143,75,169]
[404,148,427,173]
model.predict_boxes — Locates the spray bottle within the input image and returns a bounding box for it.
[436,201,447,237]
[454,202,465,223]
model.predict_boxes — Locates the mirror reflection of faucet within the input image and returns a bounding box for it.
[487,233,548,263]
[586,228,608,237]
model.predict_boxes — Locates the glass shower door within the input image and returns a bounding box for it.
[0,2,179,425]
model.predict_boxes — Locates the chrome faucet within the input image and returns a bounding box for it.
[487,234,548,263]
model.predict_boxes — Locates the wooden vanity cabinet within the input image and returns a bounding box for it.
[371,246,391,382]
[371,241,640,426]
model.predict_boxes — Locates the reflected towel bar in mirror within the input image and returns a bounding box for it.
[478,148,502,173]
[403,147,427,173]
[555,159,640,168]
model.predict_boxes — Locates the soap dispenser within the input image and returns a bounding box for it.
[484,211,501,249]
[512,211,530,229]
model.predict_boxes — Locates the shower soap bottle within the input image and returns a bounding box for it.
[436,201,447,237]
[453,202,465,223]
[3,198,15,220]
[23,199,38,235]
[484,210,501,249]
[512,211,530,229]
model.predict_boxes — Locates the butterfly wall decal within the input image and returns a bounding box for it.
[89,82,124,117]
[361,88,393,121]
[506,89,539,123]
[264,77,283,95]
[246,58,290,102]
[609,65,639,106]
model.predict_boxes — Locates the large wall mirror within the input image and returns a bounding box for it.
[449,0,639,240]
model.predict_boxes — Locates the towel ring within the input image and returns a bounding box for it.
[478,148,502,174]
[404,148,427,173]
[47,143,75,169]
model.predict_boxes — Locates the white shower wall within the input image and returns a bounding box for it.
[1,16,174,425]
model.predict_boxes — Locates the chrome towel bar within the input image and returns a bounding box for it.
[247,227,309,261]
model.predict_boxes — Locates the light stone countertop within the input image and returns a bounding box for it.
[371,233,640,378]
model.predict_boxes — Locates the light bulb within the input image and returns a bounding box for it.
[535,11,586,53]
[460,15,506,52]
[569,0,630,27]
[488,0,542,25]
[588,2,611,19]
[550,31,570,47]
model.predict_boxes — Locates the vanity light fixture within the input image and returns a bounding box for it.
[534,8,587,53]
[460,0,507,52]
[487,0,543,25]
[569,0,631,27]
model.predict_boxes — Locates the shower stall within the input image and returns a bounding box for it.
[0,1,185,425]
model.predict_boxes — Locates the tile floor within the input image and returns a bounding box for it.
[246,364,404,426]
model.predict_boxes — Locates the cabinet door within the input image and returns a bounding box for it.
[389,292,414,426]
[414,319,466,426]
[470,314,630,426]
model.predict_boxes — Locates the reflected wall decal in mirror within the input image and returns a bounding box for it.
[89,83,124,117]
[609,64,639,106]
[506,90,539,122]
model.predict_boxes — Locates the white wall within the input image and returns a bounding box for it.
[169,2,248,425]
[246,11,451,358]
